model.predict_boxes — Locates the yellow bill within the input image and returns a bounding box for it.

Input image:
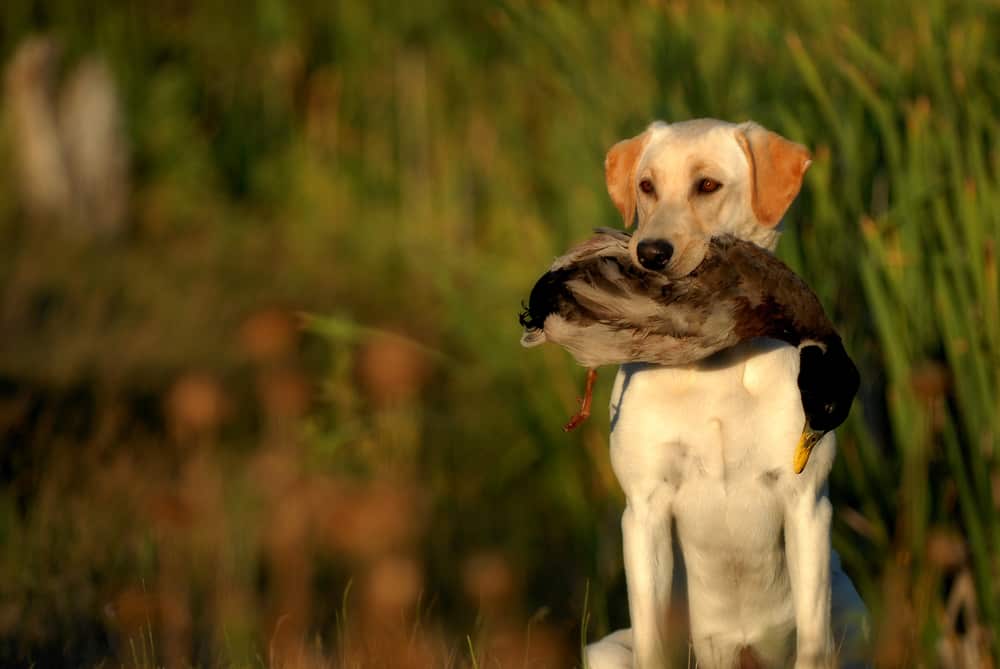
[793,425,825,474]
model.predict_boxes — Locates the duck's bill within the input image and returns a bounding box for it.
[793,426,825,474]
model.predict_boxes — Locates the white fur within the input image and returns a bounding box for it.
[628,120,779,278]
[585,120,869,668]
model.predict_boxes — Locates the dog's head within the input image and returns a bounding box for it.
[605,119,811,276]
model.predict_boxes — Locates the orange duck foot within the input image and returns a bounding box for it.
[563,369,597,432]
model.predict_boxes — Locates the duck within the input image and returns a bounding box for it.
[519,228,860,474]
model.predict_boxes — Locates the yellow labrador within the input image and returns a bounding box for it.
[586,120,869,669]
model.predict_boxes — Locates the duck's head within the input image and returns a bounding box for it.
[604,119,812,277]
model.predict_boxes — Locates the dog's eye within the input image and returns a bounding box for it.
[697,178,722,194]
[639,179,656,195]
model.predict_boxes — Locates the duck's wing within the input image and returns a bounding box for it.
[548,228,632,271]
[521,232,847,370]
[525,238,752,367]
[702,236,838,346]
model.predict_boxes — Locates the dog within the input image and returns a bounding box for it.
[584,120,869,669]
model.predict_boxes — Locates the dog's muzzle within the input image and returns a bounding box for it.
[636,239,674,271]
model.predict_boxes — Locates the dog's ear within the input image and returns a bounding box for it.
[736,122,812,228]
[604,129,652,228]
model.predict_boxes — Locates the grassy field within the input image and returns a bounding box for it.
[1,1,998,667]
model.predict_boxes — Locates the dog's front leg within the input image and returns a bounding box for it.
[622,487,673,669]
[784,478,834,669]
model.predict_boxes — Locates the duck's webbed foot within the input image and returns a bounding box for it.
[563,368,598,432]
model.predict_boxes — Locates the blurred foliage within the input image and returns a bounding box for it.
[0,0,998,667]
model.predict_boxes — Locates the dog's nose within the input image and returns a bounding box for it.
[636,239,674,271]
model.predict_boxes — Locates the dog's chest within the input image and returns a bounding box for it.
[609,342,805,542]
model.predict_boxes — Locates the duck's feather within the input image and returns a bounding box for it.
[519,230,838,369]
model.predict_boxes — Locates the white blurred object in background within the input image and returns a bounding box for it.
[4,35,129,239]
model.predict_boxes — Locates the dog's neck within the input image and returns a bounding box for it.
[727,215,782,252]
[756,226,781,252]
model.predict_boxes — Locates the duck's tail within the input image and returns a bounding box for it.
[519,300,547,347]
[520,231,628,350]
[520,329,546,347]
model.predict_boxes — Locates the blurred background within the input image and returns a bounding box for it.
[0,1,998,667]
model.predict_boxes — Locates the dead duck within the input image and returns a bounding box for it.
[519,228,859,473]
